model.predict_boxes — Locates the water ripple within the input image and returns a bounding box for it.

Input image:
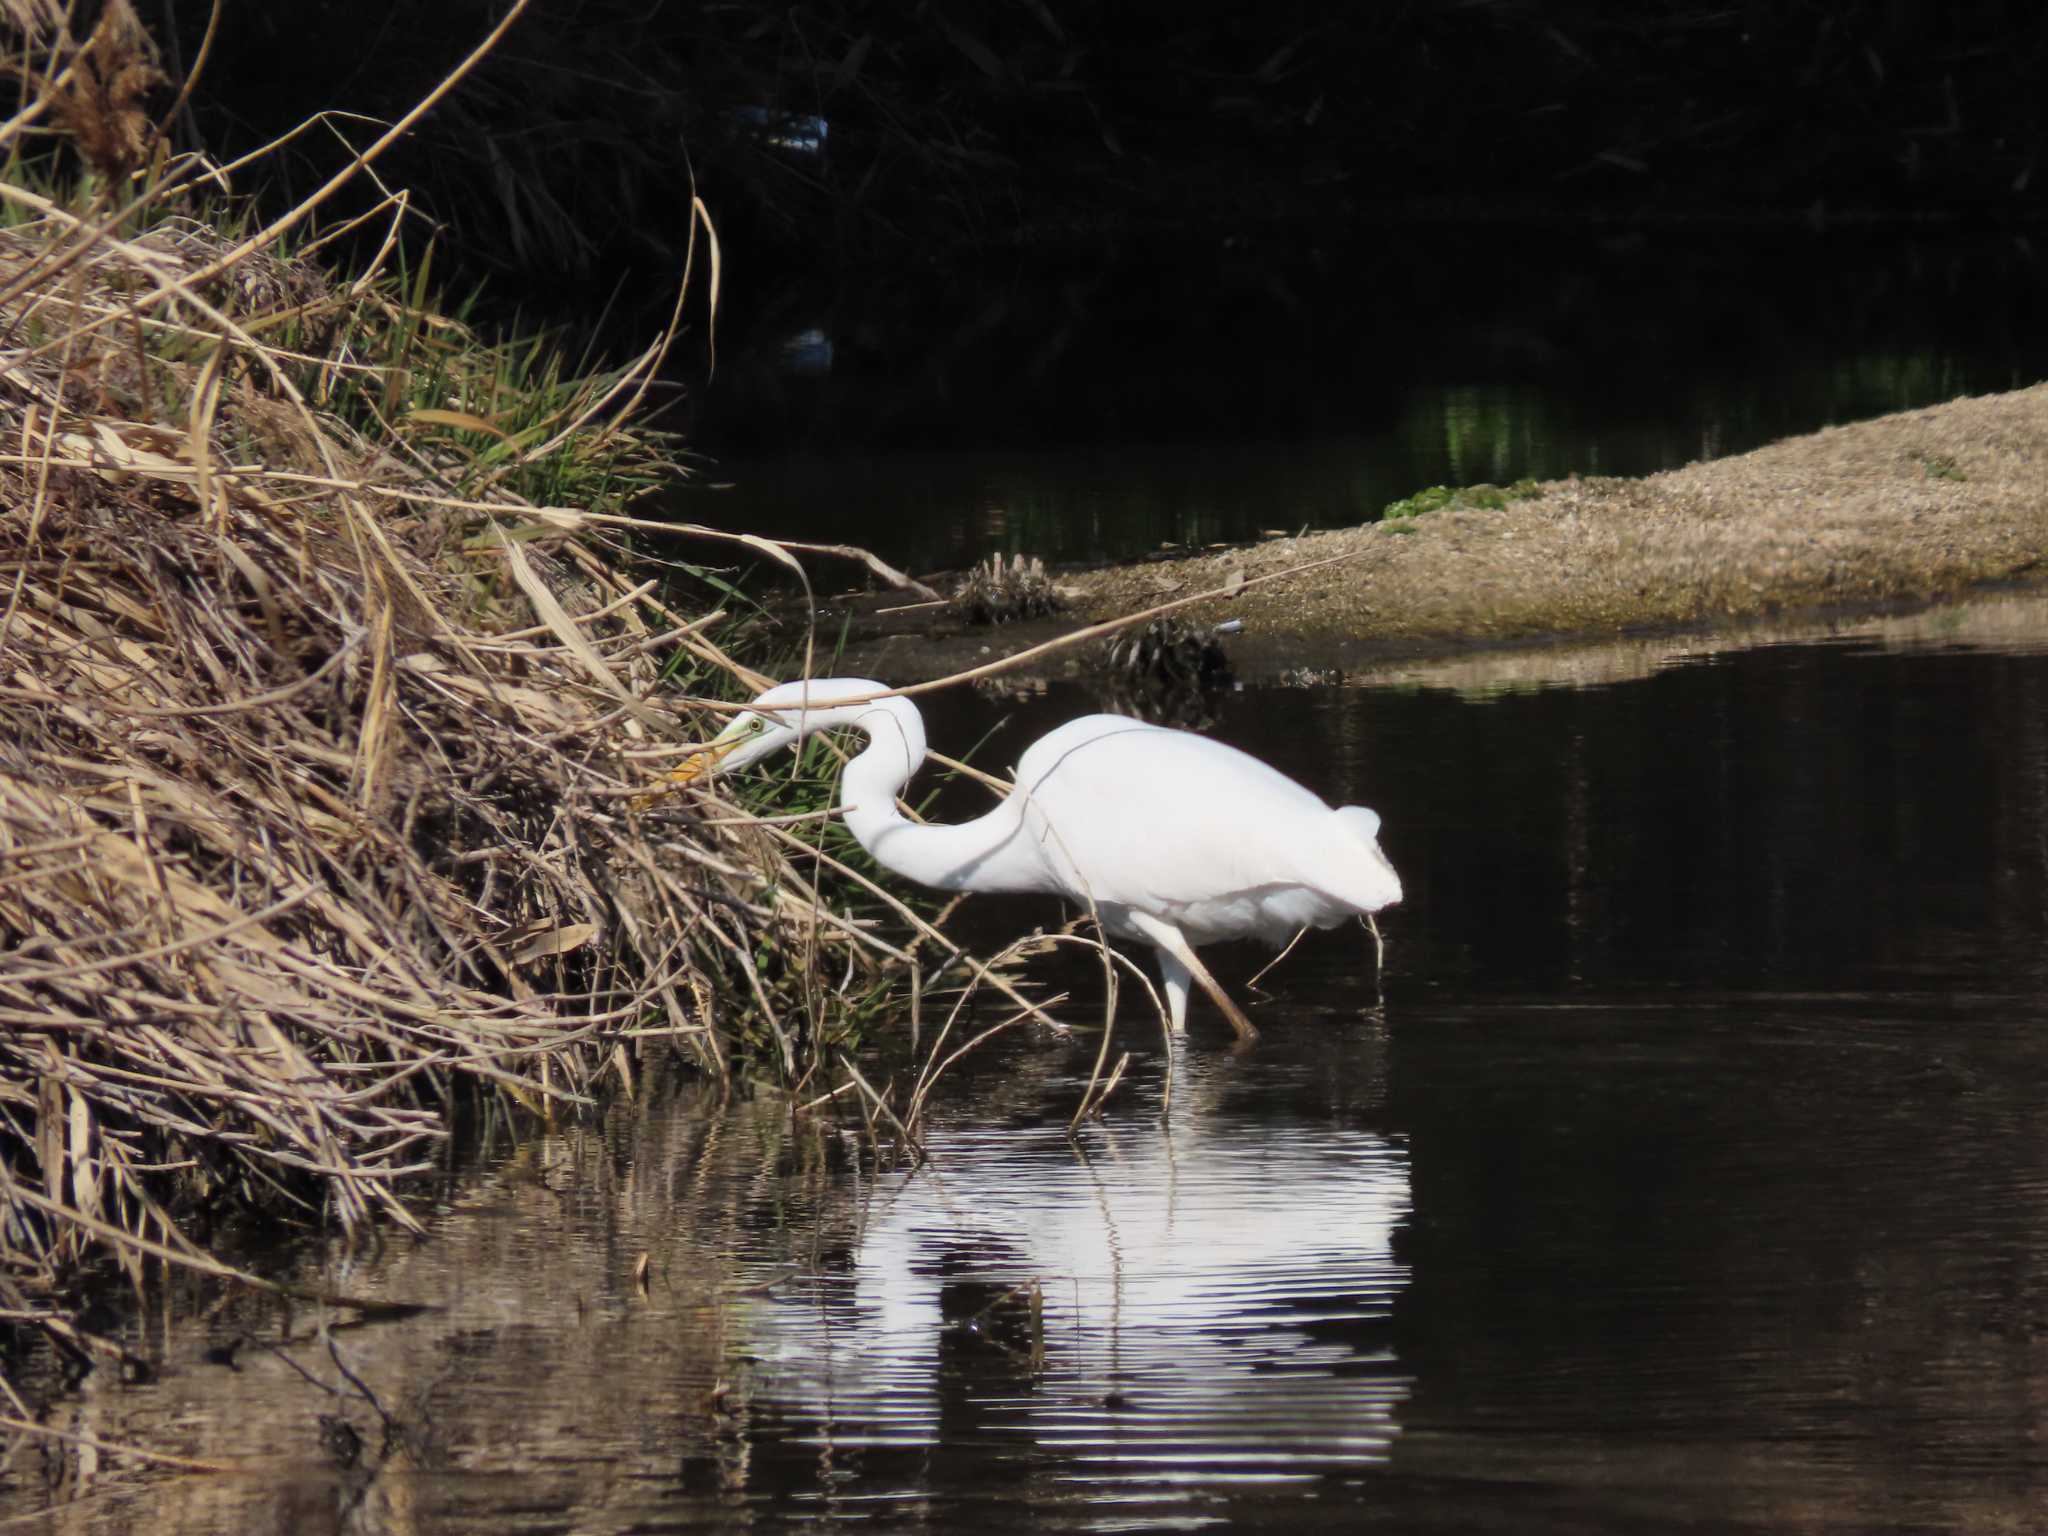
[734,1113,1413,1487]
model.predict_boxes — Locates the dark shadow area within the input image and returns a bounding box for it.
[147,0,2048,344]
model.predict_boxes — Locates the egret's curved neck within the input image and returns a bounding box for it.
[834,696,1046,894]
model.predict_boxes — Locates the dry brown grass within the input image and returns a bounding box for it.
[0,0,978,1396]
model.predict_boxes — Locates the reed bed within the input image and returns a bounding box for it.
[0,4,1318,1417]
[0,0,969,1393]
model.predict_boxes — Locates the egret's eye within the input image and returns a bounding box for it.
[750,718,767,733]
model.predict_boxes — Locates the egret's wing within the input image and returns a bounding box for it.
[1014,717,1337,915]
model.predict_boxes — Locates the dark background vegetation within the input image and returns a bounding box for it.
[146,0,2048,338]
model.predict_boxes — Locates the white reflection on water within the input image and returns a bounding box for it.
[738,1106,1413,1479]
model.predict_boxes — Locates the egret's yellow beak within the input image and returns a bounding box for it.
[667,735,741,785]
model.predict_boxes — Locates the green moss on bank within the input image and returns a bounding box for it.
[1381,478,1545,521]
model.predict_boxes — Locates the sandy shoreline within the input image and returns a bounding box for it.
[836,384,2048,684]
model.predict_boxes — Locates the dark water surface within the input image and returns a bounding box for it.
[675,230,2048,573]
[13,599,2048,1532]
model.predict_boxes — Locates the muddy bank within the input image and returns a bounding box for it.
[832,384,2048,683]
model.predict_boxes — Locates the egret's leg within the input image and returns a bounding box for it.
[1155,945,1192,1035]
[1128,913,1258,1042]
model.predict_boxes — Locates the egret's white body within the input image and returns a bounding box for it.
[682,678,1402,1036]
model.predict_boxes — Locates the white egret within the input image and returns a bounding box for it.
[673,679,1401,1039]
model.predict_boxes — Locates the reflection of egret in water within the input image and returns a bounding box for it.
[738,1060,1412,1486]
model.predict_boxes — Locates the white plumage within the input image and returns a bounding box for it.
[677,678,1402,1038]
